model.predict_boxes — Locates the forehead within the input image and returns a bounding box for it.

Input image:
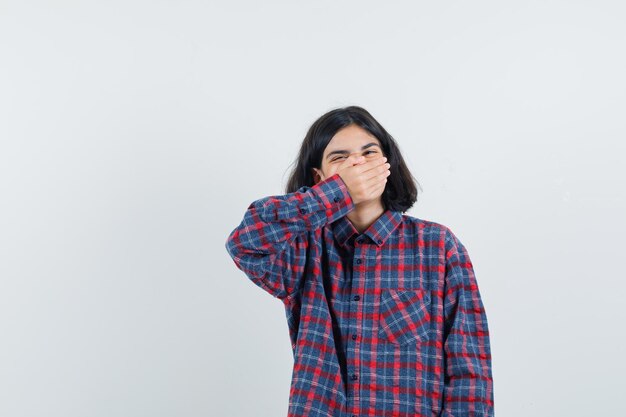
[324,125,381,154]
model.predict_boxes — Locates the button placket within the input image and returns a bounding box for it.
[348,235,365,404]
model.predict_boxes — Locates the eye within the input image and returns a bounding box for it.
[330,150,378,162]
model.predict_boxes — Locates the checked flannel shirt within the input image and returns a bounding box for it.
[225,172,494,417]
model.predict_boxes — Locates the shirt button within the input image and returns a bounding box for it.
[353,295,360,301]
[351,374,358,380]
[377,239,382,244]
[299,208,306,214]
[352,334,357,340]
[356,259,362,264]
[356,237,364,244]
[333,196,340,202]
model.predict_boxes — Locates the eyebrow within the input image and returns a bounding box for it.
[325,142,381,160]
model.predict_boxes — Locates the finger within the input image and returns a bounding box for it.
[361,162,390,181]
[363,167,391,186]
[365,176,388,199]
[354,155,387,174]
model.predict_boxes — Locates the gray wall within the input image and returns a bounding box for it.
[1,1,624,416]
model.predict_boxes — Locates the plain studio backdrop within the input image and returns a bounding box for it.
[1,1,625,416]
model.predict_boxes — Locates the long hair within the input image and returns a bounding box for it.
[285,105,420,213]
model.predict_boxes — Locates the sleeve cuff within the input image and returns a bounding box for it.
[308,173,355,225]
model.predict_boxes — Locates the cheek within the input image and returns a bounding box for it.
[325,165,338,177]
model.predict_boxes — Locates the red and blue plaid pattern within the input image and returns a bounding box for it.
[225,173,494,416]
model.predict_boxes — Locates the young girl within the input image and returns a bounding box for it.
[225,105,494,417]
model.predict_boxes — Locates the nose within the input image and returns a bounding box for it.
[346,153,365,165]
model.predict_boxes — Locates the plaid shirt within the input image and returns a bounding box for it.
[225,173,494,417]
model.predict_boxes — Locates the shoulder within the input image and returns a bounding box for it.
[399,212,453,237]
[399,213,466,252]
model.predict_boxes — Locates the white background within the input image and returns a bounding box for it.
[1,1,625,416]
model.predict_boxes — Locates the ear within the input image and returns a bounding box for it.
[312,167,323,185]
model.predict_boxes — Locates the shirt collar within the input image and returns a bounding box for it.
[331,209,403,248]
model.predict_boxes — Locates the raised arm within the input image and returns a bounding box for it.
[225,173,355,300]
[441,227,495,416]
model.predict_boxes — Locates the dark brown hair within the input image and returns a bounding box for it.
[285,105,420,212]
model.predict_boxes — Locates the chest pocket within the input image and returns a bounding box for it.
[378,288,432,345]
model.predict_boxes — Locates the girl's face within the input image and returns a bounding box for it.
[312,124,385,184]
